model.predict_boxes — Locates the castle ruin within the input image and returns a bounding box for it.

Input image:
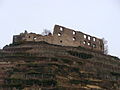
[13,25,104,52]
[0,25,120,90]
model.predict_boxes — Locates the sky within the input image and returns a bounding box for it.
[0,0,120,57]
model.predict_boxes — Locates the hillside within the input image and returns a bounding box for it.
[0,42,120,90]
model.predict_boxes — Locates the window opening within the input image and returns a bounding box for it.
[73,37,76,41]
[58,33,61,36]
[33,37,37,40]
[83,41,86,44]
[60,27,63,31]
[84,35,87,39]
[73,31,76,35]
[88,36,91,40]
[88,42,91,46]
[60,40,62,43]
[93,38,96,41]
[93,44,96,48]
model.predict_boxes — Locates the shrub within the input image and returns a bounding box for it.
[111,72,120,77]
[61,58,72,64]
[70,79,92,85]
[68,51,93,59]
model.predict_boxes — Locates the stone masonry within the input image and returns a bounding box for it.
[13,25,104,52]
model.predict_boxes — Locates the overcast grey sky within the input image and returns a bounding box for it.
[0,0,120,57]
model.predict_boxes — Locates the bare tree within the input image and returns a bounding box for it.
[102,38,108,54]
[41,29,51,36]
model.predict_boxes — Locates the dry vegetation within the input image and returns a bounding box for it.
[0,42,120,90]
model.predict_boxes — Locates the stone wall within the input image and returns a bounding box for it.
[13,25,104,52]
[53,25,104,52]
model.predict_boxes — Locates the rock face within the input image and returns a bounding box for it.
[0,42,120,90]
